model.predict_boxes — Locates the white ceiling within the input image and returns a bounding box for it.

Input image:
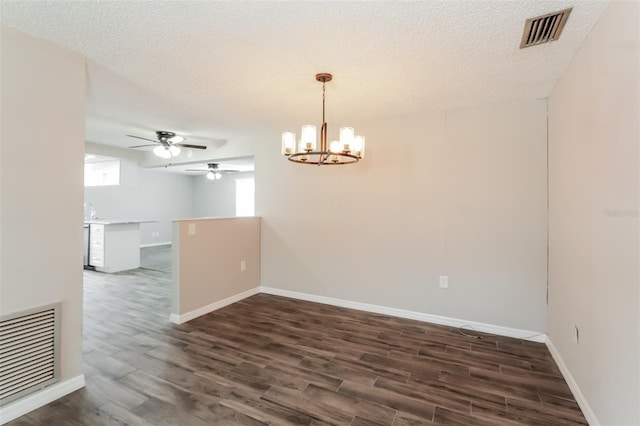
[157,156,256,175]
[85,153,255,175]
[1,0,608,154]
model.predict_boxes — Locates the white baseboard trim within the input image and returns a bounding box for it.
[0,374,85,425]
[140,242,172,248]
[169,287,261,324]
[546,338,599,426]
[260,286,547,343]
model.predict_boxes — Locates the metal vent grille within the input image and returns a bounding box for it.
[0,303,60,406]
[520,8,572,48]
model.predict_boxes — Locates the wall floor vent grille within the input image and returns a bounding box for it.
[520,8,572,48]
[0,303,60,406]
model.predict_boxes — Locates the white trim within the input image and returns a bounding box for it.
[140,242,172,248]
[260,287,547,343]
[169,287,260,324]
[0,375,85,425]
[546,338,599,426]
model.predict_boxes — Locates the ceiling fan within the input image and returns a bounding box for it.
[127,131,207,159]
[186,163,240,180]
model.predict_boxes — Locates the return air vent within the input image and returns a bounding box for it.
[0,303,60,406]
[520,8,572,48]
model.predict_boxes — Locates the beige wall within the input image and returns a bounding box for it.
[257,99,548,332]
[0,25,85,383]
[547,1,640,425]
[172,217,260,316]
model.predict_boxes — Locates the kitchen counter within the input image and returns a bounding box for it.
[85,220,156,273]
[84,219,156,225]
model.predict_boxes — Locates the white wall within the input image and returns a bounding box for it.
[0,23,85,393]
[193,171,254,218]
[257,99,548,332]
[84,160,194,245]
[547,1,640,425]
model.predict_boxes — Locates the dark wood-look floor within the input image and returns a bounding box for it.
[9,249,586,425]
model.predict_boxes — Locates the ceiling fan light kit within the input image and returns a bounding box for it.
[187,163,239,181]
[153,144,180,158]
[127,130,207,158]
[206,171,222,180]
[282,73,365,165]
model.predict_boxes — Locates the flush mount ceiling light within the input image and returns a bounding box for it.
[282,73,365,165]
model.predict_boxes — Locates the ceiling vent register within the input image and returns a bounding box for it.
[520,8,572,49]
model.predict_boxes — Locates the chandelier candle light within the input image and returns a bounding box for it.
[282,73,365,165]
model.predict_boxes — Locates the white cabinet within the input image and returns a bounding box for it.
[88,223,141,273]
[89,224,105,267]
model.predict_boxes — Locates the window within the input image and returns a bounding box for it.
[84,159,120,187]
[235,177,255,216]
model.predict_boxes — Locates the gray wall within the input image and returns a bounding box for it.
[547,1,639,424]
[85,161,195,245]
[257,100,548,332]
[85,161,253,245]
[193,171,254,218]
[1,25,85,387]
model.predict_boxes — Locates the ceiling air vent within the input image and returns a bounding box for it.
[520,8,572,49]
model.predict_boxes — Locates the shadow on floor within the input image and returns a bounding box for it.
[140,244,171,273]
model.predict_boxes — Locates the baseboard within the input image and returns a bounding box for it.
[140,242,172,248]
[546,338,599,426]
[260,286,547,343]
[169,287,260,324]
[0,374,85,425]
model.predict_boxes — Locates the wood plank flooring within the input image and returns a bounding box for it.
[8,251,587,425]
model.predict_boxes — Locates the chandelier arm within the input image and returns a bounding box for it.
[287,151,359,165]
[320,152,331,165]
[320,122,327,153]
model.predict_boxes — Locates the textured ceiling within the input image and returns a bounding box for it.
[1,0,608,152]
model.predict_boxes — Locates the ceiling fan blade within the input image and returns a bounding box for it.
[128,144,158,149]
[185,169,208,172]
[220,169,241,173]
[176,143,207,149]
[126,134,158,143]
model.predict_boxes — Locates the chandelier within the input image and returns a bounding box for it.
[282,73,365,165]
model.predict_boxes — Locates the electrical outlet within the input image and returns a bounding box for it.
[240,260,247,272]
[574,325,579,344]
[188,223,196,235]
[439,275,448,288]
